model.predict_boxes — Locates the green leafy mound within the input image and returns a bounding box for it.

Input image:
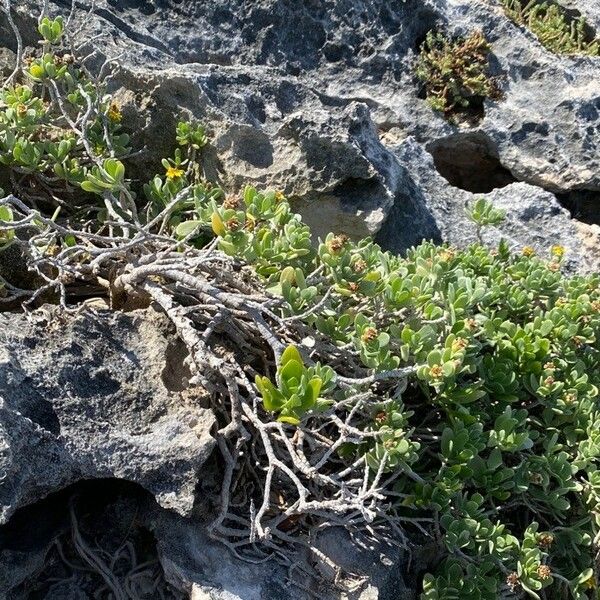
[501,0,600,56]
[415,30,499,118]
[208,191,600,599]
[1,12,600,600]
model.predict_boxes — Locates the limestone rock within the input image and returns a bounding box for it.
[2,0,599,270]
[0,306,215,524]
[149,506,415,600]
[378,138,596,271]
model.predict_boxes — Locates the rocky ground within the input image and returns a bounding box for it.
[0,0,599,598]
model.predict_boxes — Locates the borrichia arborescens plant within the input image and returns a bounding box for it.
[1,6,600,600]
[0,15,131,215]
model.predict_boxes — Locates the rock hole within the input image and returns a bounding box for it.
[410,8,445,52]
[556,190,600,226]
[161,337,191,392]
[427,132,517,193]
[0,478,184,599]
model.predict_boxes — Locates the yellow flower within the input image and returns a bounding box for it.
[464,318,477,331]
[274,190,285,202]
[522,246,535,257]
[383,438,397,450]
[551,245,565,258]
[244,214,256,231]
[107,102,122,123]
[166,166,184,180]
[584,576,596,590]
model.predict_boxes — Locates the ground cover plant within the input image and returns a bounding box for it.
[501,0,600,55]
[1,4,600,599]
[415,30,498,118]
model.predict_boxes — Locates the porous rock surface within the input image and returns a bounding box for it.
[0,306,215,524]
[5,0,595,268]
[3,0,600,268]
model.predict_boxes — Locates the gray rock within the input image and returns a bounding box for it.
[0,480,186,599]
[0,306,215,523]
[559,0,600,30]
[63,0,600,195]
[3,0,599,271]
[377,137,598,271]
[0,476,416,600]
[148,505,414,600]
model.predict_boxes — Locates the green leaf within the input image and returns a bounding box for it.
[175,220,203,238]
[279,359,303,385]
[281,345,303,367]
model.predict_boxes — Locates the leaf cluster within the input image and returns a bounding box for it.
[415,30,498,117]
[501,0,600,55]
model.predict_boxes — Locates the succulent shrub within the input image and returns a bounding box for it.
[155,195,600,599]
[0,16,130,214]
[502,0,600,55]
[136,174,600,598]
[2,10,600,600]
[467,196,507,242]
[415,30,499,117]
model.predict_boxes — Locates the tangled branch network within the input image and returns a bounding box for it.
[0,187,414,571]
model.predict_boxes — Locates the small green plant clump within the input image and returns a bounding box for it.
[2,11,600,600]
[0,16,130,208]
[415,30,498,117]
[502,0,600,55]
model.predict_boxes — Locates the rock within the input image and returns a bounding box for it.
[3,0,600,270]
[148,505,415,600]
[0,476,417,600]
[0,306,215,523]
[0,480,185,599]
[65,0,600,195]
[377,138,596,271]
[0,48,15,79]
[559,0,600,29]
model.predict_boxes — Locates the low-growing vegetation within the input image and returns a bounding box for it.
[2,8,600,600]
[415,30,498,118]
[501,0,600,56]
